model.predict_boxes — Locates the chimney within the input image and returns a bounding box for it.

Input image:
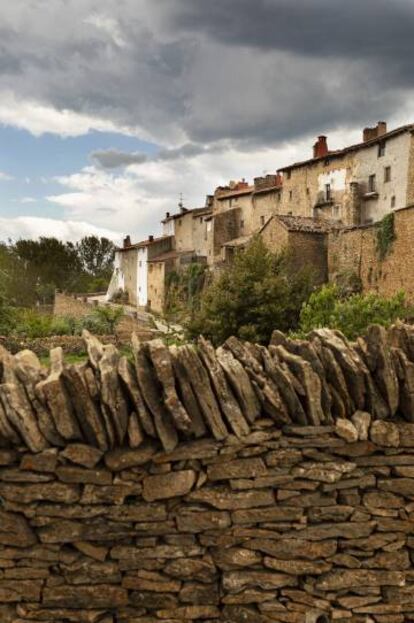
[123,235,131,248]
[313,136,328,159]
[148,235,154,242]
[275,172,283,186]
[363,121,387,142]
[165,211,170,219]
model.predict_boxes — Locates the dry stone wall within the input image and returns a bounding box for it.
[1,324,414,621]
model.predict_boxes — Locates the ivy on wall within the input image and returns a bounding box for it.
[376,213,396,261]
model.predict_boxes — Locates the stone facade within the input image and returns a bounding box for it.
[328,204,414,301]
[2,324,414,621]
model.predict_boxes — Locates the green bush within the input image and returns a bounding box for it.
[80,305,124,335]
[299,284,409,339]
[188,236,316,345]
[376,213,396,260]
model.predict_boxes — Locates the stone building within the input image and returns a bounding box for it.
[278,122,414,226]
[106,235,173,307]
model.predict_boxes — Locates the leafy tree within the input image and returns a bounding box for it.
[188,236,316,345]
[76,236,115,277]
[299,284,409,339]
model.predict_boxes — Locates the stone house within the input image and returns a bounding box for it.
[278,122,414,226]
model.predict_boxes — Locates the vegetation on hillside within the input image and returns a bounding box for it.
[187,237,316,345]
[0,235,115,307]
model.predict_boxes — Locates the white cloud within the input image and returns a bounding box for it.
[20,197,37,204]
[0,91,140,138]
[0,171,14,181]
[0,216,120,243]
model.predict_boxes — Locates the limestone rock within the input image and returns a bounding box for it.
[164,558,217,583]
[176,510,231,533]
[118,356,155,437]
[0,510,37,547]
[244,539,337,560]
[132,334,178,452]
[104,441,157,471]
[316,569,405,591]
[207,457,267,481]
[198,336,250,437]
[187,487,275,510]
[142,470,196,501]
[216,346,260,424]
[147,339,192,433]
[335,418,358,442]
[351,411,371,441]
[97,344,130,446]
[42,584,128,608]
[60,443,103,468]
[35,347,81,442]
[365,324,399,415]
[370,420,400,447]
[222,570,296,593]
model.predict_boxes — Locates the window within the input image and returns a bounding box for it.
[306,187,310,195]
[178,219,182,226]
[368,174,376,192]
[378,141,386,157]
[286,170,291,180]
[384,166,391,183]
[240,219,245,229]
[260,215,265,226]
[289,190,293,201]
[391,195,396,208]
[325,183,331,201]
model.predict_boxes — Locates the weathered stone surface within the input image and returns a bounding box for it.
[81,483,141,505]
[225,337,290,425]
[244,539,337,560]
[335,418,358,442]
[207,458,267,481]
[350,411,371,441]
[123,571,181,592]
[60,443,104,468]
[97,342,130,446]
[42,584,128,608]
[264,556,332,575]
[147,339,192,433]
[216,346,260,424]
[187,487,275,510]
[378,478,414,496]
[176,510,231,533]
[0,510,37,547]
[118,356,155,437]
[0,482,80,503]
[20,449,58,473]
[35,347,81,442]
[365,324,399,415]
[111,545,203,561]
[370,420,400,447]
[62,363,108,450]
[104,441,157,471]
[107,503,167,522]
[0,579,42,602]
[232,506,303,524]
[198,337,250,438]
[132,335,178,452]
[164,558,217,583]
[316,569,405,590]
[142,470,196,501]
[292,460,356,483]
[56,465,112,485]
[212,547,261,570]
[223,570,297,593]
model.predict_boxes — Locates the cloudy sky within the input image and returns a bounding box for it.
[0,0,413,243]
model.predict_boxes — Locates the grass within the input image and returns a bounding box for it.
[38,345,133,368]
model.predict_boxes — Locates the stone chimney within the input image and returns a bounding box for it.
[313,136,328,159]
[363,121,387,143]
[148,235,154,242]
[165,211,170,219]
[123,235,131,248]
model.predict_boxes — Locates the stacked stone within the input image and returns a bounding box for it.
[1,422,414,621]
[1,323,414,453]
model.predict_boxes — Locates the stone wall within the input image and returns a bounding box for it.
[2,323,414,621]
[328,205,414,301]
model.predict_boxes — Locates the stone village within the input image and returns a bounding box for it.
[106,121,414,314]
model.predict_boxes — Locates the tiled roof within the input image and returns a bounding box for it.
[117,235,173,252]
[279,123,414,172]
[273,214,340,233]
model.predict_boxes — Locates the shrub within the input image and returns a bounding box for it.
[81,305,124,334]
[299,284,409,339]
[188,237,316,345]
[376,213,396,260]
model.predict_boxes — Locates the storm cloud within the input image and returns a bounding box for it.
[0,0,412,149]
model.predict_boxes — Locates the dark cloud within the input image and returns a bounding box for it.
[0,0,414,150]
[166,0,414,60]
[92,143,223,169]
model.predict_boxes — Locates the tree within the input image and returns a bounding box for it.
[188,236,316,345]
[76,236,115,277]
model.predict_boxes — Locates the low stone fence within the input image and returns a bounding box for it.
[0,323,414,621]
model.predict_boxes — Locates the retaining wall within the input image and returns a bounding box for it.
[1,325,414,621]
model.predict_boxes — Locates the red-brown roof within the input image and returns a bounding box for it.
[279,123,414,172]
